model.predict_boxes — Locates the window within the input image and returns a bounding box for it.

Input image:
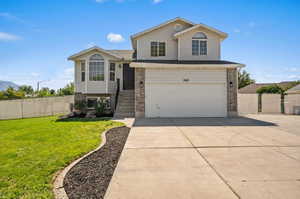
[192,32,207,56]
[151,41,166,57]
[110,63,115,81]
[89,54,104,81]
[80,61,85,82]
[87,98,97,108]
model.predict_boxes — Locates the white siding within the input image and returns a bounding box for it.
[75,61,85,93]
[73,50,121,94]
[136,21,192,60]
[178,27,221,60]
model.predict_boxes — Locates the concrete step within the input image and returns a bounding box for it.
[114,113,135,118]
[114,90,135,118]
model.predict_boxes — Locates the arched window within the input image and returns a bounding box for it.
[192,32,207,56]
[89,54,104,81]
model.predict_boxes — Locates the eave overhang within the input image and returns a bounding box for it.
[130,62,245,69]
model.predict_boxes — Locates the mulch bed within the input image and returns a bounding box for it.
[63,126,130,199]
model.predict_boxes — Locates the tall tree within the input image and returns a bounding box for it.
[238,70,255,89]
[57,83,74,96]
[18,85,34,96]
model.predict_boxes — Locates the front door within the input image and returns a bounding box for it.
[123,63,135,90]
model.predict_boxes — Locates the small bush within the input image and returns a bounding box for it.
[95,98,109,117]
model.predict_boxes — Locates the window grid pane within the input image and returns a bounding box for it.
[158,42,166,56]
[192,40,199,55]
[200,41,207,55]
[89,61,104,81]
[151,42,158,56]
[80,61,85,82]
[110,63,115,81]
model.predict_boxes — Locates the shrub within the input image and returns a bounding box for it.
[74,100,87,113]
[95,98,107,117]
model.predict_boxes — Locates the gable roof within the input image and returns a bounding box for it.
[286,84,300,94]
[106,50,134,60]
[174,24,228,40]
[68,46,124,60]
[239,82,298,94]
[130,17,195,40]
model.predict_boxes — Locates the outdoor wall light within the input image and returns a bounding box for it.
[230,81,233,87]
[140,81,144,87]
[118,64,122,68]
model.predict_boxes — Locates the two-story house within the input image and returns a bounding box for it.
[68,17,244,118]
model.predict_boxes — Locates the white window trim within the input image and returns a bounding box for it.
[109,62,116,82]
[192,38,207,56]
[88,54,105,81]
[192,32,208,56]
[150,41,167,57]
[80,60,86,82]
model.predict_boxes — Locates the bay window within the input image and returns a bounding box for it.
[89,54,104,81]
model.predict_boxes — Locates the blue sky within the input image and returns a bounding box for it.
[0,0,300,89]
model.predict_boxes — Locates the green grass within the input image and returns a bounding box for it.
[0,116,123,199]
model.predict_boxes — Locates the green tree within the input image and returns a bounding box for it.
[238,70,255,89]
[50,89,56,95]
[18,85,34,96]
[256,84,284,94]
[57,83,74,96]
[37,87,51,97]
[2,87,25,100]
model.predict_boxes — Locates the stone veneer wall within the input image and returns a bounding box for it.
[135,68,145,118]
[227,68,238,116]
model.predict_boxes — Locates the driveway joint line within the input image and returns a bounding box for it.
[172,120,241,199]
[126,145,300,150]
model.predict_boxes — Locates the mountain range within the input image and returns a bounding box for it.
[0,80,19,91]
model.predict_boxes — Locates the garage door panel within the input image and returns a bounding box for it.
[145,83,227,117]
[146,69,227,84]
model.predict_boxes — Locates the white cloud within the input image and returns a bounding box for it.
[0,32,21,41]
[285,67,299,72]
[288,74,300,80]
[107,33,125,43]
[153,0,163,3]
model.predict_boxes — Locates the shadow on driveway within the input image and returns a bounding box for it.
[133,116,277,127]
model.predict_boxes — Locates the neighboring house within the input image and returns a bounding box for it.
[68,17,244,118]
[286,84,300,94]
[239,82,299,94]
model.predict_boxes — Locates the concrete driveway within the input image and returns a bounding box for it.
[105,115,300,199]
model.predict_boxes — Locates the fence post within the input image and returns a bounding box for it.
[21,100,24,119]
[258,94,262,113]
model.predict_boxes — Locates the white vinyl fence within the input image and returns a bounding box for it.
[0,95,74,120]
[261,94,282,114]
[284,94,300,115]
[238,94,259,114]
[238,93,300,115]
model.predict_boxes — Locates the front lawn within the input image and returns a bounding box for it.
[0,116,123,199]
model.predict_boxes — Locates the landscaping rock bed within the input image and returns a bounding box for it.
[63,126,130,199]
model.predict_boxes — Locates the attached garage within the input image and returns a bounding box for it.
[145,68,227,117]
